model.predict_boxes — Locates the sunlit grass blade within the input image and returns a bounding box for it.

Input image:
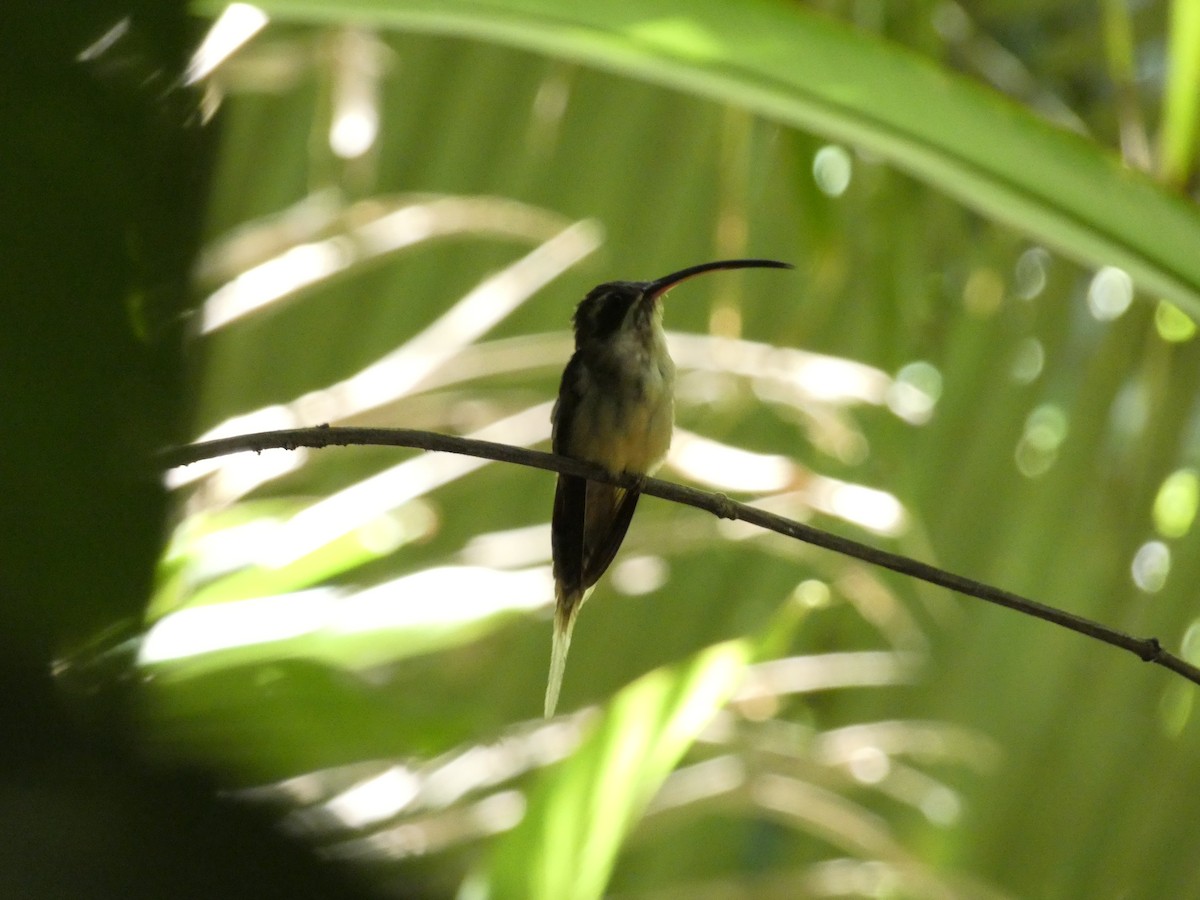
[483,639,751,900]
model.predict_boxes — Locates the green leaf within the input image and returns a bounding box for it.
[1161,0,1200,185]
[209,0,1200,316]
[482,639,751,900]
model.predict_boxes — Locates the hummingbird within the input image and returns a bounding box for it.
[545,257,793,716]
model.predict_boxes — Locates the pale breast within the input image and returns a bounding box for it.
[565,332,676,475]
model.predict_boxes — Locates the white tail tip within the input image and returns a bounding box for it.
[544,611,577,717]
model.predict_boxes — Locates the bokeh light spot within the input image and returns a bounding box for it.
[963,267,1005,317]
[1087,266,1133,321]
[1009,337,1045,384]
[887,361,942,425]
[1015,404,1068,478]
[1131,540,1170,593]
[1156,301,1197,343]
[1153,469,1199,539]
[813,145,853,197]
[1015,247,1050,299]
[792,579,831,609]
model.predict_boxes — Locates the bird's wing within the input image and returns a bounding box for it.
[551,353,642,594]
[550,354,588,608]
[552,475,640,599]
[551,473,587,606]
[581,482,640,589]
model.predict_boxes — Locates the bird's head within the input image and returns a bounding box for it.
[571,258,792,348]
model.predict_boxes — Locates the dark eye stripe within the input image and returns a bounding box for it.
[592,291,631,338]
[574,282,641,343]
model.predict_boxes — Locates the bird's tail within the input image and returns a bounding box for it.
[544,594,579,718]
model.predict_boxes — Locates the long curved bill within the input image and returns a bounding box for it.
[645,258,793,301]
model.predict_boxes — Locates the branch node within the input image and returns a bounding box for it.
[1137,637,1164,663]
[712,492,738,520]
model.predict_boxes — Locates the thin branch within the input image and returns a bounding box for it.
[161,426,1200,688]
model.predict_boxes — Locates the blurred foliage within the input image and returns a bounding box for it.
[19,0,1200,898]
[1,2,372,897]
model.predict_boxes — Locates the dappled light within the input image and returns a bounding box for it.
[670,430,794,492]
[141,564,554,666]
[324,766,420,829]
[819,481,906,535]
[164,403,307,497]
[200,196,596,332]
[610,554,669,596]
[139,588,339,664]
[237,718,585,860]
[260,403,552,566]
[333,566,551,634]
[329,790,526,860]
[203,240,353,332]
[186,3,267,85]
[327,30,386,159]
[733,652,918,702]
[671,334,892,406]
[76,17,132,63]
[178,208,599,513]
